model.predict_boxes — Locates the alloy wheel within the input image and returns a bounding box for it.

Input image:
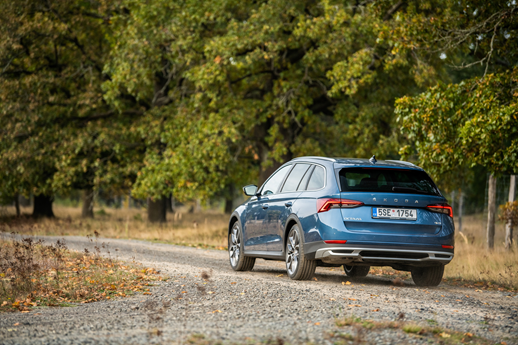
[286,229,300,275]
[229,225,240,267]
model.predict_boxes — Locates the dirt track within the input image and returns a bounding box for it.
[1,235,517,344]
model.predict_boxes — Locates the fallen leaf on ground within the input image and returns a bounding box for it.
[348,298,357,301]
[342,281,351,285]
[315,322,320,325]
[230,282,236,284]
[13,323,19,326]
[439,332,451,338]
[329,298,336,301]
[372,308,380,312]
[276,274,283,277]
[207,291,214,294]
[212,310,222,313]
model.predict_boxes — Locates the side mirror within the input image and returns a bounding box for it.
[243,184,258,196]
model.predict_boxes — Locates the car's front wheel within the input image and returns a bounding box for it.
[228,222,255,271]
[411,266,444,287]
[285,224,316,280]
[343,265,370,277]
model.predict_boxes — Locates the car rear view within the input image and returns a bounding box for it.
[314,160,454,286]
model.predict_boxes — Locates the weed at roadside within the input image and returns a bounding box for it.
[0,234,166,312]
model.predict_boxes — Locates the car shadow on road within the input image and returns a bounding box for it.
[250,266,415,288]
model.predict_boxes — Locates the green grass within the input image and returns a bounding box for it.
[402,323,422,334]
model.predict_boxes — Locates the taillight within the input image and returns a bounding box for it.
[427,204,453,218]
[324,240,347,244]
[317,198,364,212]
[442,245,454,249]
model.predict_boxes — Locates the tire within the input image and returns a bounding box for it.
[343,265,370,277]
[411,266,444,287]
[228,222,255,271]
[285,224,316,280]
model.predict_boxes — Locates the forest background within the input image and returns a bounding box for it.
[0,0,517,254]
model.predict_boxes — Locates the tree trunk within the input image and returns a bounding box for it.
[225,183,235,214]
[33,194,54,218]
[81,187,94,218]
[165,194,174,213]
[458,190,464,232]
[18,194,31,207]
[194,198,202,213]
[450,190,455,215]
[505,175,516,250]
[14,194,20,217]
[487,174,497,250]
[148,197,166,223]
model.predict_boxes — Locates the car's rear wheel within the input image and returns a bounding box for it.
[411,265,444,287]
[228,222,255,271]
[343,265,370,277]
[286,224,316,280]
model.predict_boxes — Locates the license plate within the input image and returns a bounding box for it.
[372,208,417,220]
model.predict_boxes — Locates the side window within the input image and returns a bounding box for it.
[307,166,325,190]
[260,165,291,196]
[281,164,310,193]
[297,165,314,191]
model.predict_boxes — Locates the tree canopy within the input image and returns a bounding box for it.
[104,0,446,200]
[396,0,518,179]
[0,0,143,209]
[0,0,515,216]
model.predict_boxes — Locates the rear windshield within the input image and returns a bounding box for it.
[338,168,441,196]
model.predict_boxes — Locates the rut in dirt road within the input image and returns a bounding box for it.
[0,235,517,345]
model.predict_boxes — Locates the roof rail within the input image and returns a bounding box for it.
[292,156,336,162]
[385,160,417,167]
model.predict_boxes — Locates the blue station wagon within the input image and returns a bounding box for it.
[228,156,454,286]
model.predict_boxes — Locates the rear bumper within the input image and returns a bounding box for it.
[305,241,453,267]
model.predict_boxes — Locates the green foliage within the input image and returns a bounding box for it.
[105,0,445,199]
[3,0,513,204]
[395,0,518,179]
[0,0,144,201]
[397,70,518,177]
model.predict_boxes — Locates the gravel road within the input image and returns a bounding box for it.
[1,235,517,344]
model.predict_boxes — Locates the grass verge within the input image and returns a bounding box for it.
[333,315,498,345]
[1,206,517,290]
[0,234,166,312]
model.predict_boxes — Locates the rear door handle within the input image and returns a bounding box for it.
[262,204,269,209]
[285,202,293,207]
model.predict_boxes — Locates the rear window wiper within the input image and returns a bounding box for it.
[392,186,430,195]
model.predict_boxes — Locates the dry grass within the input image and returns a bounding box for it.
[444,213,518,290]
[367,214,518,290]
[0,233,165,312]
[0,205,229,249]
[332,315,493,345]
[1,205,517,290]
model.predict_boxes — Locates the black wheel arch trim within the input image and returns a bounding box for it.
[228,212,243,236]
[284,214,305,258]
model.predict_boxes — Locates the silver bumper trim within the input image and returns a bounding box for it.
[314,247,454,263]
